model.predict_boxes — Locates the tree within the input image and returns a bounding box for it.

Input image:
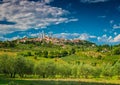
[35,50,42,57]
[56,63,71,78]
[61,50,68,57]
[0,55,16,78]
[71,65,79,78]
[35,61,56,78]
[27,51,32,56]
[48,51,55,58]
[42,51,48,58]
[78,64,94,78]
[54,51,61,58]
[24,59,34,75]
[101,63,115,78]
[113,60,120,79]
[69,48,76,55]
[113,47,120,55]
[14,56,27,77]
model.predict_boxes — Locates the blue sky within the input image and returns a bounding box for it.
[0,0,120,44]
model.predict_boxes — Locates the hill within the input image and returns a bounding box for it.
[0,36,120,84]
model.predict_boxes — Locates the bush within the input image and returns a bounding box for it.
[101,64,115,78]
[27,51,32,56]
[56,63,72,78]
[113,61,120,79]
[78,64,95,78]
[113,47,120,55]
[8,81,18,85]
[35,61,56,78]
[97,55,102,60]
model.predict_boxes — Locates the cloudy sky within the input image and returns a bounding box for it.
[0,0,120,44]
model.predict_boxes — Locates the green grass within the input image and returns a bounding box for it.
[61,52,120,65]
[103,55,120,62]
[0,79,119,85]
[61,54,101,65]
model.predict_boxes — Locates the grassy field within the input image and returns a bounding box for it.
[0,79,120,85]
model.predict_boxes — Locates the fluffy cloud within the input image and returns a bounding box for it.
[78,33,96,40]
[42,0,54,4]
[3,0,54,4]
[113,24,120,29]
[53,33,80,39]
[112,34,120,42]
[97,34,113,42]
[80,0,109,3]
[1,36,21,41]
[97,34,120,43]
[0,0,77,35]
[114,32,117,35]
[53,33,96,40]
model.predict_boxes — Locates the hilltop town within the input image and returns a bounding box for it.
[17,31,95,46]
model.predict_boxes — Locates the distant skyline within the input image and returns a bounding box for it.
[0,0,120,44]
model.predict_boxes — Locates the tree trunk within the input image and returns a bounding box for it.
[10,73,13,78]
[43,73,45,78]
[13,73,16,78]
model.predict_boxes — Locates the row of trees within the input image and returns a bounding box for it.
[0,55,33,78]
[18,48,76,58]
[0,41,16,48]
[0,55,120,79]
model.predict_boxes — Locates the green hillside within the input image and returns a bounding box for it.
[0,38,120,85]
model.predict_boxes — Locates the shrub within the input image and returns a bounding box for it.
[101,64,115,78]
[113,61,120,79]
[8,81,18,85]
[113,47,120,55]
[78,64,94,78]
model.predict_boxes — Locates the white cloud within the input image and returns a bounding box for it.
[43,0,54,4]
[103,29,107,32]
[80,0,109,3]
[0,36,4,41]
[0,0,77,35]
[30,33,39,37]
[78,33,96,40]
[65,19,78,23]
[110,20,114,24]
[53,33,79,39]
[78,33,89,40]
[98,15,106,18]
[90,35,97,38]
[0,35,23,41]
[97,34,113,42]
[53,33,96,40]
[114,32,117,35]
[113,24,120,29]
[3,0,54,4]
[112,34,120,42]
[97,34,120,43]
[10,36,21,40]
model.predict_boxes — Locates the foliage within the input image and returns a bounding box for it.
[8,81,18,85]
[113,47,120,55]
[0,38,120,80]
[35,60,56,78]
